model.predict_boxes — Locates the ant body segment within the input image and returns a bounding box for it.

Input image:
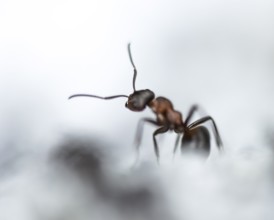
[69,44,223,162]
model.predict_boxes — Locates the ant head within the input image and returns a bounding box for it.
[125,89,155,112]
[68,43,155,112]
[124,44,155,111]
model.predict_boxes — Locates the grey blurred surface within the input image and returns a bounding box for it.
[1,0,274,219]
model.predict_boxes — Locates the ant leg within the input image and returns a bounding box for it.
[134,118,159,165]
[153,126,169,163]
[188,116,223,149]
[135,118,159,150]
[185,105,207,126]
[173,134,182,156]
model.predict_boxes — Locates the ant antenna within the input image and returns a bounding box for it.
[127,43,137,92]
[69,44,137,101]
[68,94,128,100]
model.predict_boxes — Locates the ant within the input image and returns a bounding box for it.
[69,44,223,162]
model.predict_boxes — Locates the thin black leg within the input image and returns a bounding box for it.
[134,118,159,150]
[184,105,206,126]
[173,133,181,155]
[153,126,169,163]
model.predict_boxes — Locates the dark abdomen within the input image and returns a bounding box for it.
[181,126,210,157]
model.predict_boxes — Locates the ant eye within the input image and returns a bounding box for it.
[125,102,128,107]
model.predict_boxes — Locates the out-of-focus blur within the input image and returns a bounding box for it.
[1,0,274,220]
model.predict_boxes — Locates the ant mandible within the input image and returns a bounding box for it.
[69,44,223,162]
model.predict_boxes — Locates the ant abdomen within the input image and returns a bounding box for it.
[181,126,210,156]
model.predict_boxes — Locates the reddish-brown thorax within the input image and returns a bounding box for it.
[148,97,184,131]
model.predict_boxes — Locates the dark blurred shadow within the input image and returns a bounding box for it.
[51,135,175,220]
[52,136,104,187]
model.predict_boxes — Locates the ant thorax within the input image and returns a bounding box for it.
[148,97,183,129]
[148,97,173,113]
[167,110,185,132]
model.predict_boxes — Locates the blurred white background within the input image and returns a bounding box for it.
[0,0,274,220]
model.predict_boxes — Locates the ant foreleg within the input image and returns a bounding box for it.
[188,116,223,149]
[153,126,169,163]
[134,118,159,149]
[132,118,158,167]
[184,105,206,126]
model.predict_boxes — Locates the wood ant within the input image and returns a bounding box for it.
[69,44,223,162]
